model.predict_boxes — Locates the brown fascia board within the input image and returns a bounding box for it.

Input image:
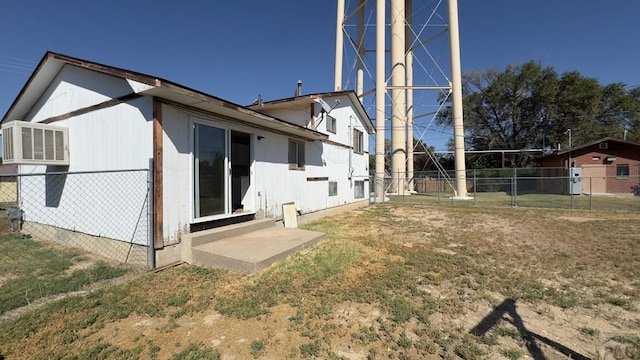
[1,51,326,139]
[257,90,355,106]
[553,137,640,156]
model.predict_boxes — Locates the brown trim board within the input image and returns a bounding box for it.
[153,98,164,249]
[40,93,142,124]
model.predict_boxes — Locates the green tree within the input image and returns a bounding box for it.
[439,61,558,167]
[438,61,640,167]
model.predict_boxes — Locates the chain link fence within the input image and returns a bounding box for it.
[371,167,640,212]
[0,168,152,267]
[0,168,152,317]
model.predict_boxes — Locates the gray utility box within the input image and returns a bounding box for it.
[568,167,582,195]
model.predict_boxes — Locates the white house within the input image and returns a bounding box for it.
[1,52,373,266]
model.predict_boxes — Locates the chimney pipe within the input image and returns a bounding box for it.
[296,80,303,96]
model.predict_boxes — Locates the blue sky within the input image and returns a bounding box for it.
[1,1,639,150]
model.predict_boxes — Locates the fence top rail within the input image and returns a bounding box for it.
[0,168,149,177]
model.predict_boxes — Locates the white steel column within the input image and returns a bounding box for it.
[390,0,406,194]
[356,0,365,100]
[375,0,386,201]
[335,0,345,91]
[405,0,414,192]
[448,0,468,198]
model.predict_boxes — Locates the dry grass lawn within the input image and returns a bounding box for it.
[0,204,639,359]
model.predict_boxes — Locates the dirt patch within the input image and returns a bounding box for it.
[88,304,309,359]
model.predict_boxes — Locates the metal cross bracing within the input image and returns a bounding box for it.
[335,0,468,200]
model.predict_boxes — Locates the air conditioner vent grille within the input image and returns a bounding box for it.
[1,121,69,165]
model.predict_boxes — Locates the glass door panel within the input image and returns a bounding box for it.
[194,123,227,218]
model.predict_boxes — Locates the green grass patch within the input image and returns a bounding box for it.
[299,340,321,357]
[389,191,640,212]
[610,334,640,359]
[494,326,522,340]
[455,340,485,360]
[0,233,129,315]
[579,326,599,336]
[214,236,365,319]
[250,339,265,358]
[397,331,413,349]
[171,343,221,360]
[501,347,525,360]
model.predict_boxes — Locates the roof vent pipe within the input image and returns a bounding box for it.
[296,80,303,96]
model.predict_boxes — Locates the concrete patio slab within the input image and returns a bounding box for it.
[191,226,326,273]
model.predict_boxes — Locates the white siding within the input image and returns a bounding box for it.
[18,68,153,244]
[159,99,370,242]
[27,65,139,122]
[253,95,370,218]
[161,105,192,243]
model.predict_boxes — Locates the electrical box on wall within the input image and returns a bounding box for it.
[1,121,69,166]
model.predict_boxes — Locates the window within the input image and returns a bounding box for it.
[354,180,365,198]
[288,139,305,170]
[353,129,364,154]
[616,164,630,178]
[328,181,338,196]
[326,115,337,134]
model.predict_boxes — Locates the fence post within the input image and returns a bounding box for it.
[589,177,593,211]
[567,166,574,209]
[437,171,441,204]
[473,169,477,206]
[514,168,518,207]
[147,158,156,269]
[570,176,574,210]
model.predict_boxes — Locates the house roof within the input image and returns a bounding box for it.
[250,91,376,134]
[1,52,328,141]
[552,137,640,156]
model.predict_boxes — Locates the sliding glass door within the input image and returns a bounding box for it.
[194,123,227,218]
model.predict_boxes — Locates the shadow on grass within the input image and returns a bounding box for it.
[470,299,590,360]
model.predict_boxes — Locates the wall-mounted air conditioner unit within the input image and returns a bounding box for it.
[1,121,69,165]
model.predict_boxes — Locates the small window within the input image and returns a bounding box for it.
[354,180,365,198]
[328,181,338,196]
[288,139,305,170]
[326,115,337,134]
[599,142,608,150]
[616,164,630,178]
[353,129,364,154]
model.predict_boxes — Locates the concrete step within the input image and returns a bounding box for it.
[191,227,326,273]
[186,218,276,248]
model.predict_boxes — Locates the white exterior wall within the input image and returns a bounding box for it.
[160,96,370,243]
[27,65,138,122]
[161,104,194,243]
[255,94,370,216]
[17,65,153,244]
